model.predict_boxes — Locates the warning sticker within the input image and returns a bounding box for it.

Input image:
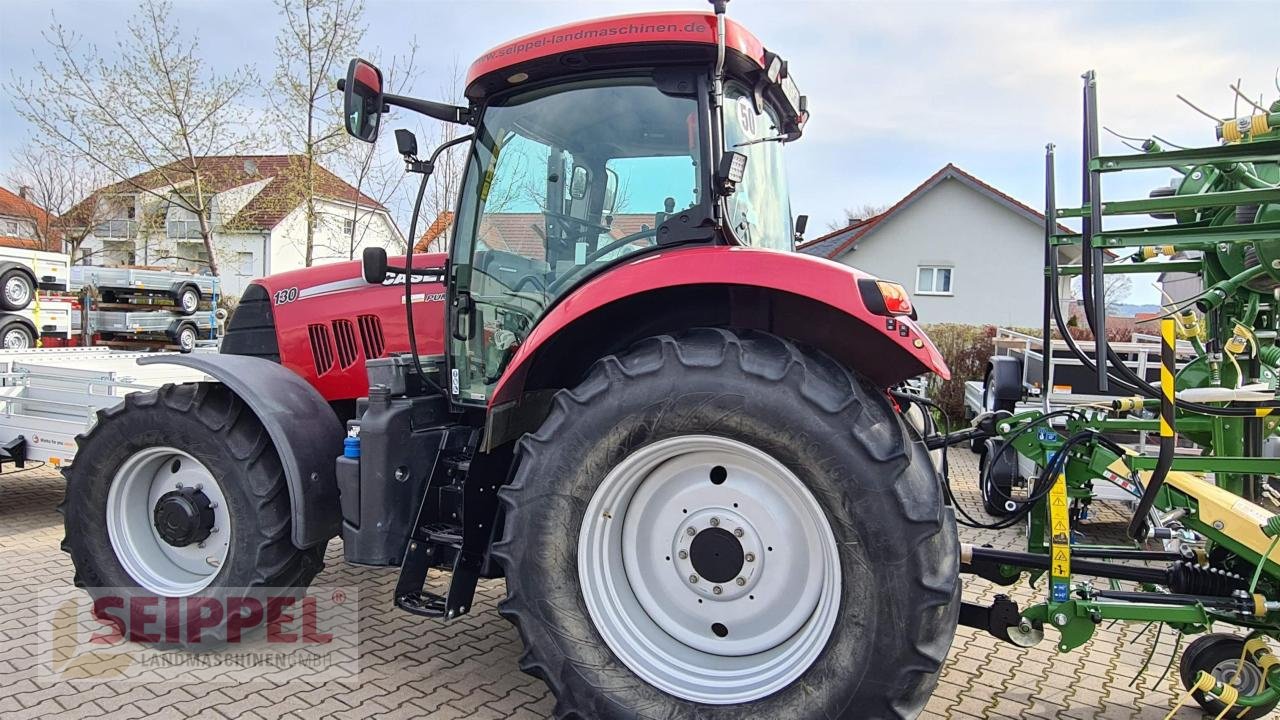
[1048,473,1071,596]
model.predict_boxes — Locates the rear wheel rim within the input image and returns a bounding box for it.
[5,276,30,306]
[106,447,230,595]
[578,434,841,704]
[181,290,198,312]
[180,328,196,351]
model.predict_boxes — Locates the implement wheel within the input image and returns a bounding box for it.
[62,383,326,643]
[1179,634,1279,720]
[495,328,960,719]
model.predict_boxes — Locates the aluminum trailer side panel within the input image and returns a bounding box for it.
[70,266,219,297]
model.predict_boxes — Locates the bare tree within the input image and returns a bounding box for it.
[271,0,365,266]
[6,144,110,261]
[826,202,891,231]
[8,0,258,275]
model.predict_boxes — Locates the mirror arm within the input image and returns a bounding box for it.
[383,93,472,125]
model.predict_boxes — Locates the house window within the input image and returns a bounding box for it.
[235,251,255,276]
[343,218,355,235]
[916,266,953,295]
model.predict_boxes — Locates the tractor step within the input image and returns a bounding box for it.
[395,589,449,618]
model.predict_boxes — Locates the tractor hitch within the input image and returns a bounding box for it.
[958,595,1043,647]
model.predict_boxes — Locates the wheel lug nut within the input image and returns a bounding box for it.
[733,528,744,537]
[678,550,688,559]
[195,484,203,491]
[712,585,722,595]
[709,517,720,527]
[735,577,746,586]
[689,574,699,584]
[686,527,697,536]
[745,552,755,562]
[175,482,183,489]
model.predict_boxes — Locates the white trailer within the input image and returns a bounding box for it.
[0,247,71,311]
[0,348,208,468]
[0,299,74,350]
[70,265,220,315]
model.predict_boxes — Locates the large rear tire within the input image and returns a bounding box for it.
[62,383,326,643]
[494,328,960,719]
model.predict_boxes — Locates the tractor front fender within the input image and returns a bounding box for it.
[484,246,948,447]
[138,354,343,548]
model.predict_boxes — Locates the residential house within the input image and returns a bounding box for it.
[0,185,60,252]
[68,156,402,299]
[798,164,1084,327]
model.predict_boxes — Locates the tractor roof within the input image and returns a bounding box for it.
[465,11,765,99]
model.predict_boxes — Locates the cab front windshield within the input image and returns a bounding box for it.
[449,76,704,401]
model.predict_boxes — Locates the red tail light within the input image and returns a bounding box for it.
[857,278,915,318]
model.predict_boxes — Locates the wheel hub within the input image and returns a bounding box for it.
[673,509,764,602]
[153,487,215,546]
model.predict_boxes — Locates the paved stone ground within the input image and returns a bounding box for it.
[0,451,1241,719]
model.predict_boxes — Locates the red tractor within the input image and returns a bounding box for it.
[63,3,961,717]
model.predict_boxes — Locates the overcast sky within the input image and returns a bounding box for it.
[2,0,1277,302]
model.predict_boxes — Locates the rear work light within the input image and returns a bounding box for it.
[857,278,916,319]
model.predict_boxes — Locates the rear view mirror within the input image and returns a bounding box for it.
[362,246,388,284]
[343,58,384,143]
[602,169,619,214]
[569,165,590,200]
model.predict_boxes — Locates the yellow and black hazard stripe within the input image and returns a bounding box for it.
[1159,319,1175,438]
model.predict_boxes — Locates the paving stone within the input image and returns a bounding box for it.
[0,450,1234,718]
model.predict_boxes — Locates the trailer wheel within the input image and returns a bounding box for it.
[978,438,1018,516]
[0,321,34,350]
[495,328,960,719]
[177,324,198,353]
[971,367,1017,452]
[61,383,327,643]
[0,269,34,311]
[175,286,200,315]
[1179,634,1279,720]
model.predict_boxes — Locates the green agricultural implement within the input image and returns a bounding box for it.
[919,72,1280,719]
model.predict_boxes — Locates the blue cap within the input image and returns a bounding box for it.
[343,435,361,458]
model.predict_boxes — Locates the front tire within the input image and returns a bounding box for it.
[62,383,326,642]
[495,329,960,719]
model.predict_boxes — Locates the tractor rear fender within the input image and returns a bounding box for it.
[484,246,949,449]
[137,354,344,549]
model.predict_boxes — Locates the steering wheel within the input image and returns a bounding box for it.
[544,226,659,295]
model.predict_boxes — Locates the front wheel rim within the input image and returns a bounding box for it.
[578,434,841,705]
[181,291,198,312]
[106,447,230,595]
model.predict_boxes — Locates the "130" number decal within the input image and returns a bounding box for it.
[273,287,300,305]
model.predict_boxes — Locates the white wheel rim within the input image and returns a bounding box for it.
[578,435,841,704]
[181,290,198,312]
[4,328,30,349]
[5,276,30,306]
[180,329,196,351]
[106,447,230,595]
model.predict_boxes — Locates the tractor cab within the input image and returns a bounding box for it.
[343,8,809,404]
